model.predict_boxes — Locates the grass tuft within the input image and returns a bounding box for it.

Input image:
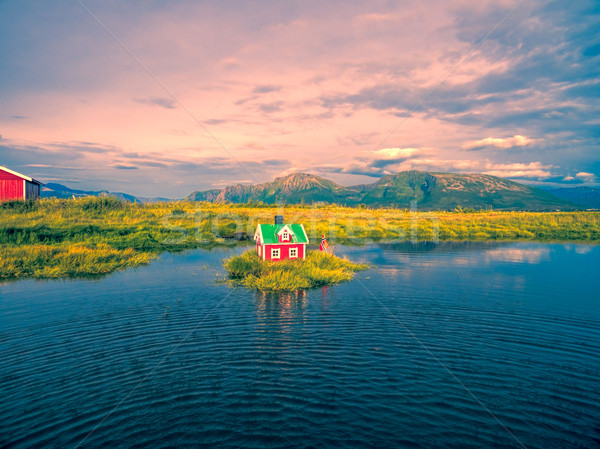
[224,250,369,291]
[0,243,153,279]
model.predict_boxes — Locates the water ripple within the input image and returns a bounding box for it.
[1,243,599,448]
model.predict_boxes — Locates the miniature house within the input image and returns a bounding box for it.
[254,215,309,261]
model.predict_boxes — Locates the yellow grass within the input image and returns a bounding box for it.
[224,250,369,291]
[0,197,598,279]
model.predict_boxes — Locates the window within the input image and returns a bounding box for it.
[289,248,298,258]
[271,248,280,259]
[282,231,289,241]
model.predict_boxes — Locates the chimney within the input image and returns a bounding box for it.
[274,215,284,225]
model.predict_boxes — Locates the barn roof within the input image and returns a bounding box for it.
[0,166,44,185]
[255,223,309,244]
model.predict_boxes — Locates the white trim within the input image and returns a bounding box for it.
[262,245,266,261]
[0,166,43,185]
[23,180,26,200]
[271,248,280,259]
[253,224,263,242]
[289,247,298,259]
[276,224,294,237]
[302,244,306,260]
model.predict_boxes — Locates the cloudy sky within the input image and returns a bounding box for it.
[1,0,598,197]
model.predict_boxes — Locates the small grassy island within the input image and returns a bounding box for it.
[224,250,369,291]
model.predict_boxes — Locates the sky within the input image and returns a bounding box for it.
[0,0,599,198]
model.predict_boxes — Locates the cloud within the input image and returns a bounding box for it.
[47,141,119,154]
[356,12,396,23]
[219,57,240,68]
[335,147,430,177]
[203,119,227,125]
[368,148,423,168]
[462,135,541,151]
[252,85,281,94]
[317,145,558,182]
[320,85,416,114]
[0,136,294,196]
[259,101,284,113]
[374,147,421,159]
[0,140,119,167]
[336,132,379,147]
[134,97,177,109]
[0,1,598,195]
[575,171,597,182]
[482,162,553,179]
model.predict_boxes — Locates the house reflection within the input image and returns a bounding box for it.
[254,290,307,324]
[253,290,308,349]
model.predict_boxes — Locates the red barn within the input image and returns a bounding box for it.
[0,166,44,202]
[254,215,309,261]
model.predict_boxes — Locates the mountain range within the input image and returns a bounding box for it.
[41,183,169,203]
[187,171,581,211]
[42,172,596,211]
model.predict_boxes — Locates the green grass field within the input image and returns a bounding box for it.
[1,197,599,280]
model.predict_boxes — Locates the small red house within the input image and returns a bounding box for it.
[0,166,44,202]
[254,215,309,261]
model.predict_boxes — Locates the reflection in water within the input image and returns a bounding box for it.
[376,240,511,254]
[254,289,307,337]
[355,240,554,271]
[255,289,307,312]
[572,244,595,255]
[484,246,551,264]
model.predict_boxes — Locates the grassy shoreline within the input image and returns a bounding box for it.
[1,197,599,280]
[224,250,368,291]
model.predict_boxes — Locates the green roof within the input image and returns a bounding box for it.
[256,224,309,244]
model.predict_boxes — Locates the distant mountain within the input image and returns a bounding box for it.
[41,183,83,199]
[41,183,171,203]
[545,186,600,209]
[188,188,222,202]
[187,171,578,211]
[362,171,572,210]
[189,173,353,204]
[136,195,175,203]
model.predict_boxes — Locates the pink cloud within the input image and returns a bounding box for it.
[575,172,597,182]
[482,162,553,179]
[462,135,541,151]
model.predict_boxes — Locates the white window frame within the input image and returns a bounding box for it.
[282,231,289,241]
[271,248,280,259]
[289,247,298,259]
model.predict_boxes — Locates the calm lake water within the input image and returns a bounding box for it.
[1,242,599,448]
